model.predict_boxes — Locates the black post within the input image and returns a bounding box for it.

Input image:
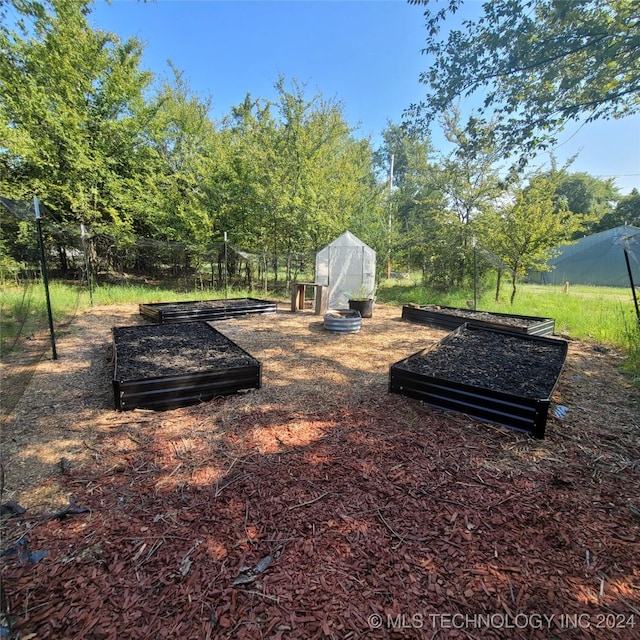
[34,197,57,360]
[224,231,228,299]
[624,248,640,323]
[80,223,93,306]
[472,237,478,310]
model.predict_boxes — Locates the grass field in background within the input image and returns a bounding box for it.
[376,278,637,344]
[2,277,639,383]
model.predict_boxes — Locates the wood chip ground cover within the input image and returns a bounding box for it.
[1,303,640,639]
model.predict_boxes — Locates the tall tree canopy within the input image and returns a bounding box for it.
[0,0,153,232]
[408,0,640,161]
[594,188,640,231]
[429,109,506,288]
[0,1,379,280]
[552,171,619,235]
[373,122,441,275]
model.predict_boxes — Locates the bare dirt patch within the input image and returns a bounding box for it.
[1,303,640,639]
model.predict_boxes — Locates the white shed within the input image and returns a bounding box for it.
[315,231,376,309]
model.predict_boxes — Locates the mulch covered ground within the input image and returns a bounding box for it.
[1,302,640,639]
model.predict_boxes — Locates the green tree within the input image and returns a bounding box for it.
[0,0,153,236]
[593,188,640,231]
[221,78,377,285]
[430,109,506,289]
[477,174,588,302]
[221,94,268,238]
[142,66,217,247]
[270,77,375,278]
[556,172,618,213]
[374,122,443,277]
[409,0,640,161]
[553,171,620,235]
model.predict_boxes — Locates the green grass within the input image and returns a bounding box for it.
[1,280,80,355]
[377,278,637,343]
[88,283,254,306]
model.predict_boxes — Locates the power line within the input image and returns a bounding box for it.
[594,174,640,178]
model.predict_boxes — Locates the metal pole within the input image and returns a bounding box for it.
[624,248,640,323]
[34,197,57,360]
[472,236,478,310]
[387,154,394,280]
[224,231,228,299]
[80,223,93,306]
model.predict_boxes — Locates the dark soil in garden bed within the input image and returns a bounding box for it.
[146,298,266,312]
[417,304,546,328]
[113,322,258,380]
[139,298,277,324]
[396,325,567,399]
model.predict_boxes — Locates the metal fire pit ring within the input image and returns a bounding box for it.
[323,309,362,333]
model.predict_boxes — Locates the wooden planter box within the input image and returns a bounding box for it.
[401,304,555,336]
[389,323,568,439]
[112,322,261,411]
[139,297,277,323]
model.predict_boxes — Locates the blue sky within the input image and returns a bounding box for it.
[90,0,640,194]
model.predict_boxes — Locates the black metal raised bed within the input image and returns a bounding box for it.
[112,322,261,411]
[139,297,277,323]
[401,304,555,336]
[389,323,568,439]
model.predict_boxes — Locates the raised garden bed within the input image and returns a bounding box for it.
[139,297,277,323]
[401,304,555,336]
[389,323,568,438]
[112,322,261,411]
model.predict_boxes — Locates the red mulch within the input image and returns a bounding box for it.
[2,304,640,639]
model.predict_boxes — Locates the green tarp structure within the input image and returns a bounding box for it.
[530,225,640,288]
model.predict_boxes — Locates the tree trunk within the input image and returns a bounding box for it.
[57,245,69,272]
[245,260,253,289]
[510,273,517,304]
[495,269,502,302]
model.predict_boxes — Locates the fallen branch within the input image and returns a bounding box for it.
[214,473,248,497]
[239,589,280,603]
[287,491,330,511]
[376,508,405,543]
[487,494,517,509]
[419,489,471,509]
[618,595,640,616]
